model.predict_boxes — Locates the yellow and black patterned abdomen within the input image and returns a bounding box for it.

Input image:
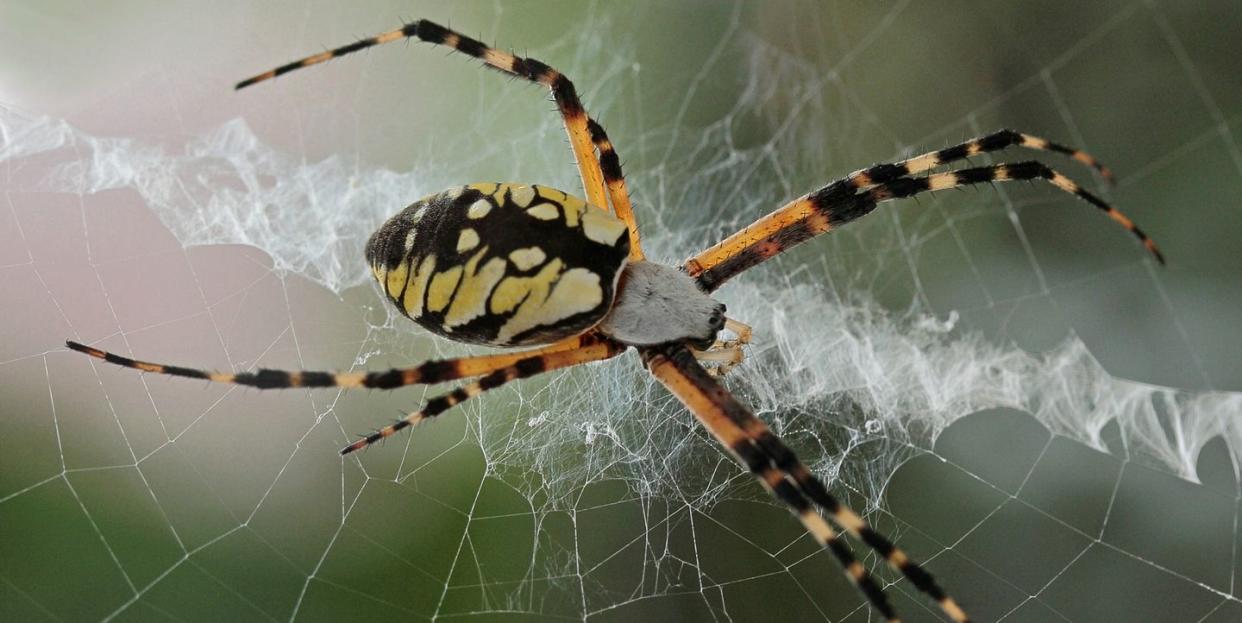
[366,183,631,347]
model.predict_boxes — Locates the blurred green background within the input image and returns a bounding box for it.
[2,1,1240,621]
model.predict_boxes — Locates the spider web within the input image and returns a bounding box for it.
[3,1,1242,621]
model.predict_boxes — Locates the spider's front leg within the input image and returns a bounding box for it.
[693,317,752,377]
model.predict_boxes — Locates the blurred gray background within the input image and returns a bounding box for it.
[2,1,1240,621]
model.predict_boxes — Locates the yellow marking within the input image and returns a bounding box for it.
[1107,208,1134,229]
[403,254,437,318]
[994,165,1012,181]
[1073,151,1098,170]
[581,208,628,245]
[491,185,508,203]
[404,229,417,253]
[374,29,404,45]
[209,373,233,383]
[535,185,566,203]
[508,247,547,271]
[905,152,941,175]
[1050,172,1077,193]
[456,228,480,252]
[527,203,560,220]
[385,261,409,298]
[759,467,784,489]
[1020,134,1050,150]
[289,372,303,387]
[511,185,536,208]
[845,561,867,582]
[302,51,332,67]
[427,266,463,313]
[966,141,982,156]
[927,172,960,191]
[333,372,362,387]
[466,199,492,219]
[482,48,516,72]
[444,32,460,48]
[558,192,589,226]
[547,268,604,312]
[135,362,161,373]
[888,549,909,567]
[834,508,867,533]
[497,266,603,343]
[469,182,498,197]
[491,259,563,315]
[941,598,969,623]
[445,250,508,328]
[371,264,384,283]
[851,170,873,188]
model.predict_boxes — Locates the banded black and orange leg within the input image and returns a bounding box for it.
[587,119,644,260]
[687,160,1164,292]
[341,339,626,454]
[65,333,598,391]
[846,128,1115,191]
[643,343,969,623]
[235,20,609,213]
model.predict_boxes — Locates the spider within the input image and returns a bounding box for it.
[66,19,1164,623]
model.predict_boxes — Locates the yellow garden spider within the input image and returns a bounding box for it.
[67,19,1164,623]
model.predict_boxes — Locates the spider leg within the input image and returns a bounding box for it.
[64,333,596,390]
[587,119,644,260]
[692,318,752,377]
[686,160,1164,291]
[644,343,971,623]
[849,129,1114,189]
[341,339,624,454]
[235,20,611,216]
[690,344,743,378]
[724,318,752,346]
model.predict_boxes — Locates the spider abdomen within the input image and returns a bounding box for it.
[367,183,630,346]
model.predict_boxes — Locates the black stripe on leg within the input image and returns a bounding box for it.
[827,538,895,618]
[233,369,292,389]
[955,165,997,185]
[334,39,375,56]
[551,75,585,116]
[588,120,624,183]
[977,129,1021,151]
[452,34,488,58]
[363,369,404,389]
[875,175,931,200]
[1042,139,1077,158]
[414,20,448,45]
[727,438,771,475]
[859,162,909,186]
[936,142,973,163]
[752,431,843,515]
[298,371,336,387]
[416,359,460,384]
[424,388,469,416]
[478,369,508,390]
[998,160,1050,181]
[521,58,552,82]
[154,364,211,381]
